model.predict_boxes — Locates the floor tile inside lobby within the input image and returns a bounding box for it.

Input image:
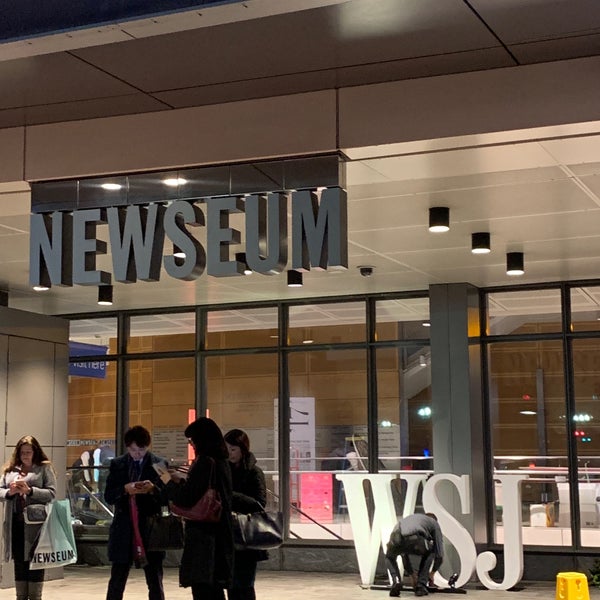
[0,566,566,600]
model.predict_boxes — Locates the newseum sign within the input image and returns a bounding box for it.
[29,188,347,288]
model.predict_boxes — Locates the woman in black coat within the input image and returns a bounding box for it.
[224,429,268,600]
[160,417,234,600]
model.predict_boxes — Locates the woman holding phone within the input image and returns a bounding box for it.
[0,435,57,600]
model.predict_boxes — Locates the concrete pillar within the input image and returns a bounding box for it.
[429,283,486,546]
[0,307,68,587]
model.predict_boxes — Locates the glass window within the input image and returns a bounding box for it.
[206,353,278,513]
[127,357,196,465]
[571,286,600,332]
[128,313,196,353]
[289,348,367,541]
[69,317,118,355]
[488,339,569,547]
[67,360,117,533]
[377,346,432,472]
[572,338,600,546]
[288,302,365,345]
[376,298,430,341]
[486,289,562,335]
[206,307,278,349]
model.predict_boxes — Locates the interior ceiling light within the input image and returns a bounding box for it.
[101,183,122,191]
[97,285,113,306]
[520,410,537,416]
[287,270,303,287]
[235,252,253,275]
[33,285,50,292]
[428,206,450,233]
[471,232,491,254]
[422,321,431,327]
[163,177,187,187]
[173,244,186,259]
[506,252,525,276]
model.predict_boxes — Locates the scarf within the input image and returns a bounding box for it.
[129,494,148,568]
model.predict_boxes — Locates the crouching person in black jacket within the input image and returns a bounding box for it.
[385,513,444,597]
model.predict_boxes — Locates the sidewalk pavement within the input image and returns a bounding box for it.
[0,566,570,600]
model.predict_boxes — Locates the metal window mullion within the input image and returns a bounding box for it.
[196,307,207,418]
[278,305,291,539]
[115,312,129,456]
[366,298,378,473]
[562,285,581,549]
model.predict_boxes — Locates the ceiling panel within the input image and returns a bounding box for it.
[18,94,170,127]
[0,53,138,109]
[72,0,502,92]
[470,0,600,44]
[509,33,600,64]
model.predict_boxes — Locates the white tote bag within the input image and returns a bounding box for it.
[30,500,77,570]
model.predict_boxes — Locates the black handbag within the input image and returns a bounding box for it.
[232,510,283,551]
[24,504,49,525]
[146,512,184,551]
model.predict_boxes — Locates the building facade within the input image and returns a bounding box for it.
[1,0,600,583]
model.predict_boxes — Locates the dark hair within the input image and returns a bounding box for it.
[185,417,227,459]
[124,425,151,448]
[3,435,51,474]
[224,429,250,458]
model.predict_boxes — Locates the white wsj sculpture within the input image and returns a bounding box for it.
[336,472,528,591]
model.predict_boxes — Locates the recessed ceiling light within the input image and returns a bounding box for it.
[164,178,188,187]
[302,339,314,344]
[33,285,50,292]
[422,321,431,327]
[101,183,122,191]
[520,410,537,416]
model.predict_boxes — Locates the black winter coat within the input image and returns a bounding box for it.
[165,455,234,589]
[230,452,268,562]
[104,452,167,563]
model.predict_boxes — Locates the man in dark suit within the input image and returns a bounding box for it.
[385,513,444,597]
[104,425,168,600]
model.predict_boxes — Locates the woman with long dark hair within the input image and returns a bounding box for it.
[161,417,234,600]
[224,429,268,600]
[0,435,57,600]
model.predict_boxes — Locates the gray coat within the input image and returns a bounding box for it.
[0,464,57,562]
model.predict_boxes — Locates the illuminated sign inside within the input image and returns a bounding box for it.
[29,187,348,288]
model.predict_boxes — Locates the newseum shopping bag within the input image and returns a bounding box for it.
[30,500,77,570]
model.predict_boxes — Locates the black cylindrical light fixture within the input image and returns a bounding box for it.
[471,232,491,254]
[98,285,113,306]
[428,207,450,232]
[287,270,303,287]
[506,252,524,276]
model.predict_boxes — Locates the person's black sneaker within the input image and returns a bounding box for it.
[415,586,429,596]
[390,582,403,597]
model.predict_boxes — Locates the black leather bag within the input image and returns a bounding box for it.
[24,503,49,525]
[232,510,283,551]
[146,512,184,551]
